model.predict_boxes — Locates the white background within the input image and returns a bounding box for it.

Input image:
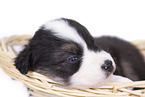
[0,0,145,97]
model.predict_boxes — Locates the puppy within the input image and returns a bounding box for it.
[15,18,144,89]
[15,18,116,89]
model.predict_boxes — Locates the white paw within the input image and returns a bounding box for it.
[108,75,133,83]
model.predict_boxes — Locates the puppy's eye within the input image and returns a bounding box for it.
[66,56,78,63]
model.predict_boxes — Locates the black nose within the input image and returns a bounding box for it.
[101,60,113,72]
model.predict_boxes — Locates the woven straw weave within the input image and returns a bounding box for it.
[0,35,145,97]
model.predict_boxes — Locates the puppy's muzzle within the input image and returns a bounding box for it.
[101,60,114,76]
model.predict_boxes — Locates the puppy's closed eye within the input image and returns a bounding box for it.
[66,56,79,63]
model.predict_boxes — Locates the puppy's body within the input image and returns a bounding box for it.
[15,18,115,89]
[15,18,145,89]
[94,36,145,80]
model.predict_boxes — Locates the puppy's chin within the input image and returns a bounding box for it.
[69,81,107,89]
[68,74,113,89]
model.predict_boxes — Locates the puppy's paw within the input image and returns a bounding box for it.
[108,75,133,83]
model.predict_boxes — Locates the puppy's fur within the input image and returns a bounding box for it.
[94,36,145,80]
[15,18,145,89]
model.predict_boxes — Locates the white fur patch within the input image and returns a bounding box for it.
[109,75,133,82]
[44,19,87,48]
[70,50,116,89]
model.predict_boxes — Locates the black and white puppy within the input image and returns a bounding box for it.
[15,18,145,89]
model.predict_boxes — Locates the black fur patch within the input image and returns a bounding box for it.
[94,36,145,80]
[15,23,84,80]
[62,18,100,51]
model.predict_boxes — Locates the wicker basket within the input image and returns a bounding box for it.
[0,35,145,97]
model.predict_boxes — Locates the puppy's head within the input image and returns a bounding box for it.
[15,18,116,89]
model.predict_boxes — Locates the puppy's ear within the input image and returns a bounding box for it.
[15,45,32,74]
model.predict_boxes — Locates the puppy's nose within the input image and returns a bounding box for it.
[101,60,113,72]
